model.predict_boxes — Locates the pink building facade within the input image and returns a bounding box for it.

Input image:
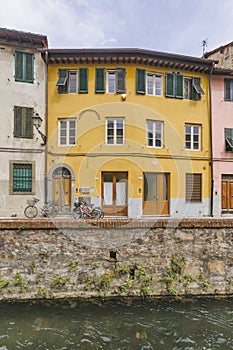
[211,69,233,216]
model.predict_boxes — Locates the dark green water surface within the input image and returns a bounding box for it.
[0,297,232,350]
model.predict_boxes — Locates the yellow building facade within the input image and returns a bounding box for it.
[45,49,214,218]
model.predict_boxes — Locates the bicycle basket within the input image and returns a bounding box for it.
[27,198,39,205]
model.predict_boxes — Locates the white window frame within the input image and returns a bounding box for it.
[106,70,116,93]
[68,71,78,93]
[185,124,201,151]
[184,77,192,99]
[146,120,163,148]
[58,119,76,146]
[146,72,162,96]
[105,118,125,145]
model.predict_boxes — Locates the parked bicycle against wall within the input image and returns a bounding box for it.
[24,198,59,218]
[72,199,103,219]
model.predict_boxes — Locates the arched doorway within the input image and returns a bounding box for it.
[52,167,71,211]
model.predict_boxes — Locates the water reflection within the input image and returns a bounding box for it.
[0,298,233,349]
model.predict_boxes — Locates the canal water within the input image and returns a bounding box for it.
[0,297,232,350]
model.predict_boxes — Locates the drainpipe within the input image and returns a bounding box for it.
[209,62,214,217]
[44,50,48,204]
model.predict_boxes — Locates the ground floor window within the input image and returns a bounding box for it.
[9,161,35,194]
[186,173,202,202]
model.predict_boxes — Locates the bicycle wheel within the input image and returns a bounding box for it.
[91,208,102,219]
[72,207,83,219]
[24,205,38,218]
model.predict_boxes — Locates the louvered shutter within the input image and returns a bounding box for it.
[25,108,33,138]
[25,53,34,82]
[116,68,126,93]
[225,80,231,101]
[15,52,23,81]
[176,74,184,98]
[14,107,22,137]
[95,68,105,93]
[136,68,146,94]
[57,69,68,94]
[166,73,175,97]
[79,68,88,93]
[186,173,202,202]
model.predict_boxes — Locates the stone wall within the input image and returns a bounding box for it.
[0,218,233,300]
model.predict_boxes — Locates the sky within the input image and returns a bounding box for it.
[1,0,233,57]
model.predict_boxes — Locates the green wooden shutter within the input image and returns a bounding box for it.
[57,69,68,94]
[14,107,22,137]
[25,53,34,82]
[116,68,126,93]
[166,73,175,97]
[136,68,146,94]
[25,108,33,138]
[176,74,184,98]
[79,68,88,93]
[15,52,23,81]
[95,68,105,93]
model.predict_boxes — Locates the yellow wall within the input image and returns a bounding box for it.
[47,63,211,202]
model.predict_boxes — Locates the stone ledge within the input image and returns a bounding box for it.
[1,217,233,229]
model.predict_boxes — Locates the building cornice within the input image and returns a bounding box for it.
[42,48,217,74]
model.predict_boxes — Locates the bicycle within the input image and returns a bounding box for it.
[24,198,59,218]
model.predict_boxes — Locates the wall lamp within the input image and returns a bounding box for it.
[32,113,46,145]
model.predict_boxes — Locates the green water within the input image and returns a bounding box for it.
[0,298,232,349]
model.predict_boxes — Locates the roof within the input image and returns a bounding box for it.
[204,41,233,58]
[43,48,217,74]
[213,67,233,76]
[0,28,48,48]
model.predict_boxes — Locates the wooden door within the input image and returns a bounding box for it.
[222,179,233,211]
[143,172,169,215]
[102,172,128,216]
[52,167,71,211]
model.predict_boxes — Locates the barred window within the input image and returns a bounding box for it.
[186,173,202,202]
[13,163,32,193]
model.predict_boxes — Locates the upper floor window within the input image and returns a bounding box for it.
[166,73,204,100]
[106,118,124,145]
[9,161,35,194]
[224,79,233,101]
[14,106,33,139]
[186,173,202,202]
[147,73,162,96]
[136,69,162,96]
[146,121,163,148]
[56,68,88,94]
[15,51,34,83]
[58,119,76,146]
[95,68,126,94]
[185,124,201,150]
[225,128,233,152]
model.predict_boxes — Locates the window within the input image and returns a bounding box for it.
[186,173,202,202]
[15,51,34,83]
[136,69,162,96]
[14,106,33,138]
[147,73,162,96]
[184,77,204,100]
[224,79,233,101]
[225,128,233,152]
[185,124,201,150]
[9,161,35,194]
[59,119,76,146]
[56,68,88,94]
[166,73,204,100]
[106,68,126,94]
[106,118,124,145]
[146,121,163,148]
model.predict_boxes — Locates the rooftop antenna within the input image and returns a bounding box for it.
[202,39,208,57]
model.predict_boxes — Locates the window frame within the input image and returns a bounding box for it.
[58,119,76,146]
[106,68,126,94]
[105,118,125,145]
[146,72,162,96]
[14,106,33,139]
[15,51,34,83]
[146,120,163,148]
[9,160,35,195]
[224,79,233,101]
[225,128,233,152]
[56,68,88,94]
[185,173,202,202]
[185,124,201,151]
